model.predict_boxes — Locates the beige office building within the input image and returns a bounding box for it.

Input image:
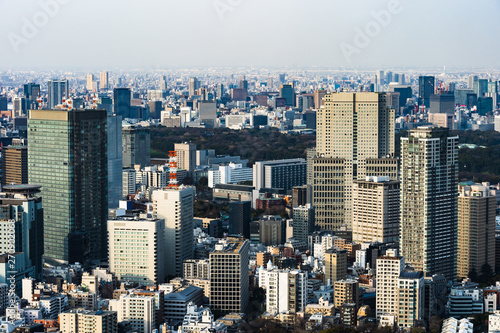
[333,279,359,310]
[457,183,496,279]
[175,142,197,175]
[59,310,117,333]
[352,176,400,244]
[108,217,165,286]
[397,271,425,329]
[324,249,347,284]
[312,92,397,230]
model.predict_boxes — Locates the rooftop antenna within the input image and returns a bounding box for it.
[167,151,179,189]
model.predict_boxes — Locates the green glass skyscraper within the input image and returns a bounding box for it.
[28,109,108,264]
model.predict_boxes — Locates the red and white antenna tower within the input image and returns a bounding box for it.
[167,151,178,189]
[37,93,43,109]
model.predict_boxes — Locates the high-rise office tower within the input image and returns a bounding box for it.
[1,145,28,185]
[189,77,200,97]
[468,75,478,89]
[324,248,347,283]
[86,74,94,91]
[113,88,131,119]
[0,185,43,279]
[0,96,6,111]
[12,97,25,117]
[100,71,109,89]
[28,109,108,264]
[152,186,195,278]
[23,83,40,109]
[457,183,496,279]
[175,143,197,176]
[239,76,248,91]
[418,76,435,109]
[209,238,249,314]
[122,125,150,169]
[313,92,397,230]
[400,127,458,280]
[376,70,385,87]
[216,83,224,99]
[292,204,314,244]
[107,115,122,208]
[108,216,165,286]
[352,176,400,244]
[47,79,69,109]
[148,100,162,119]
[228,201,251,238]
[279,84,295,107]
[473,79,488,98]
[376,255,404,321]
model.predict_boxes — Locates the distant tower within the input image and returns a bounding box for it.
[47,79,69,109]
[100,71,109,89]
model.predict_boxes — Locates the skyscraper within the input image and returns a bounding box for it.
[23,83,40,109]
[122,125,150,169]
[189,77,200,97]
[107,115,122,208]
[279,84,295,107]
[418,76,435,108]
[47,79,69,109]
[313,92,397,230]
[86,74,94,91]
[28,109,108,264]
[113,88,131,118]
[400,127,458,280]
[209,238,249,314]
[457,183,496,279]
[100,71,109,89]
[152,186,195,278]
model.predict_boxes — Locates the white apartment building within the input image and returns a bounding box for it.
[108,294,155,333]
[208,163,253,188]
[376,256,404,321]
[152,186,195,278]
[258,261,307,314]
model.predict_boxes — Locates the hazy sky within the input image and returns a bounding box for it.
[1,0,499,70]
